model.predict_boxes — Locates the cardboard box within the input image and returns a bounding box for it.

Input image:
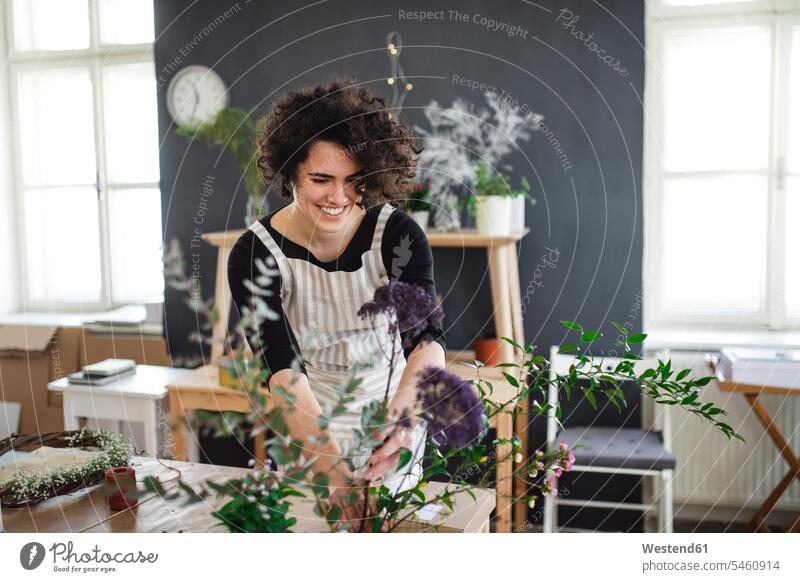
[78,327,171,367]
[0,325,82,435]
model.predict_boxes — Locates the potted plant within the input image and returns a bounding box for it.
[467,161,535,236]
[177,107,265,225]
[472,332,504,366]
[406,179,432,230]
[414,91,543,231]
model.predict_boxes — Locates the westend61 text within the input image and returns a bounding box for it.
[642,543,708,554]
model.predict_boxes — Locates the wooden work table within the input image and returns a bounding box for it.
[711,362,800,533]
[2,456,495,533]
[167,349,520,532]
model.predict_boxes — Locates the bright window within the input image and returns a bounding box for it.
[7,0,162,308]
[646,0,800,329]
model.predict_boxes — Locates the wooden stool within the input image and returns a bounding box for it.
[166,364,269,464]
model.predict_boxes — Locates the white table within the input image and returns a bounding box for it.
[47,365,189,457]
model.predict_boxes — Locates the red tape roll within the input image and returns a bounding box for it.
[105,466,138,511]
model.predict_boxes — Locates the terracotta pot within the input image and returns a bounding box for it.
[472,338,504,366]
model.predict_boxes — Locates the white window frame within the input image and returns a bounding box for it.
[4,0,159,311]
[644,0,800,332]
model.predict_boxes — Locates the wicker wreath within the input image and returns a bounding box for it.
[0,427,135,508]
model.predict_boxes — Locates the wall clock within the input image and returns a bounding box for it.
[166,64,228,126]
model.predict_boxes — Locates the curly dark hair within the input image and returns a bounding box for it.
[255,76,422,208]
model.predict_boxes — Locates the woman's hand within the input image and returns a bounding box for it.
[329,474,388,532]
[363,424,413,482]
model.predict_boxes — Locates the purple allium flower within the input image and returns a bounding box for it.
[357,281,444,350]
[415,365,486,449]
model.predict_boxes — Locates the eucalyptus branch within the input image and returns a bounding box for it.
[160,237,742,534]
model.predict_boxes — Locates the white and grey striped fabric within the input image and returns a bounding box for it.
[248,203,426,493]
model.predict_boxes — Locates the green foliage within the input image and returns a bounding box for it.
[158,237,743,534]
[464,160,535,217]
[549,320,744,441]
[177,107,264,215]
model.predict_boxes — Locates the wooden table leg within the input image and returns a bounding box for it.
[789,513,800,533]
[254,431,266,464]
[743,394,800,532]
[487,244,515,364]
[63,397,81,431]
[494,412,513,533]
[505,241,525,351]
[143,401,159,458]
[210,244,233,363]
[505,241,529,532]
[487,243,517,534]
[169,391,188,462]
[746,465,800,532]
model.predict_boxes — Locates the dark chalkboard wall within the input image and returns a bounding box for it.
[154,0,645,531]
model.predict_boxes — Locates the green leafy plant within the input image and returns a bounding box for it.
[177,107,264,220]
[464,160,535,218]
[149,239,742,533]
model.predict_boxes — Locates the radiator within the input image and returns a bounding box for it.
[661,350,800,511]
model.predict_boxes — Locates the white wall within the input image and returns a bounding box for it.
[0,7,20,314]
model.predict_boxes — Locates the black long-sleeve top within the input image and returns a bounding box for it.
[227,203,446,378]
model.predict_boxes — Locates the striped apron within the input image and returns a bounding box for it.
[248,203,426,494]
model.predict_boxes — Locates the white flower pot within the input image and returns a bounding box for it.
[510,195,526,232]
[475,196,512,236]
[410,210,430,231]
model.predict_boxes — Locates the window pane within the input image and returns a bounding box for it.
[108,188,164,302]
[662,25,770,172]
[103,63,160,184]
[660,174,767,313]
[25,187,102,303]
[99,0,155,45]
[12,0,90,51]
[17,67,96,185]
[787,25,800,173]
[786,178,800,318]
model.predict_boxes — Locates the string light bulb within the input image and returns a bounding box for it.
[385,31,411,113]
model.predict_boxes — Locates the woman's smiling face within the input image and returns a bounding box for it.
[292,139,366,234]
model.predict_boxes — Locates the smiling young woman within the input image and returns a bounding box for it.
[227,77,446,525]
